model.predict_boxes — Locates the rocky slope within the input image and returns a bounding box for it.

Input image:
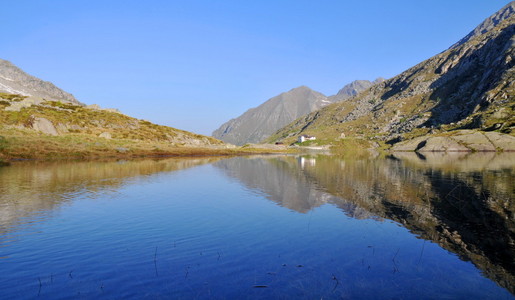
[0,59,81,105]
[267,3,515,147]
[213,79,383,145]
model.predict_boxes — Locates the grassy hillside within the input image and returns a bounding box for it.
[0,93,286,161]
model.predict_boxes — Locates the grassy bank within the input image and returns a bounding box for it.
[0,129,290,162]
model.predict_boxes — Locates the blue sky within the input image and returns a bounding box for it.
[1,0,510,135]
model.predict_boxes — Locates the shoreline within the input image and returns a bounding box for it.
[0,147,294,164]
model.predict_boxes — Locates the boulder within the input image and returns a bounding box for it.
[56,123,69,133]
[417,136,469,152]
[28,116,58,136]
[99,132,112,139]
[391,136,427,151]
[450,131,496,151]
[483,132,515,151]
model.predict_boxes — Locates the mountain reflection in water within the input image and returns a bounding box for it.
[214,153,515,294]
[0,154,513,298]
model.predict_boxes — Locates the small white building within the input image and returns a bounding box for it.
[298,135,316,143]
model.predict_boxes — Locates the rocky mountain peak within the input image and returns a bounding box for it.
[281,85,325,100]
[329,78,384,102]
[290,85,311,91]
[450,1,514,49]
[0,59,82,105]
[373,77,385,84]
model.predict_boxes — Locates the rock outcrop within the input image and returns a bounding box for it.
[28,116,58,136]
[99,132,112,139]
[392,130,515,152]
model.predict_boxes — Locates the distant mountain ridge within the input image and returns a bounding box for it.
[213,79,383,145]
[212,86,328,145]
[329,78,385,102]
[267,2,515,146]
[0,59,81,105]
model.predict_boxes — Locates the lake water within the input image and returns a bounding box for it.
[0,153,513,299]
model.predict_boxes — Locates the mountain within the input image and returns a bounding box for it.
[213,79,383,146]
[0,59,81,105]
[0,92,224,159]
[450,1,515,49]
[328,78,385,102]
[267,3,515,146]
[212,86,330,145]
[0,59,227,160]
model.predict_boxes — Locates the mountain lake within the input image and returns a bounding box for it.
[0,153,513,299]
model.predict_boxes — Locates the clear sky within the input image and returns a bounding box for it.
[1,0,510,135]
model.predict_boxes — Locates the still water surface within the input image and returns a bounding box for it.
[0,153,513,299]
